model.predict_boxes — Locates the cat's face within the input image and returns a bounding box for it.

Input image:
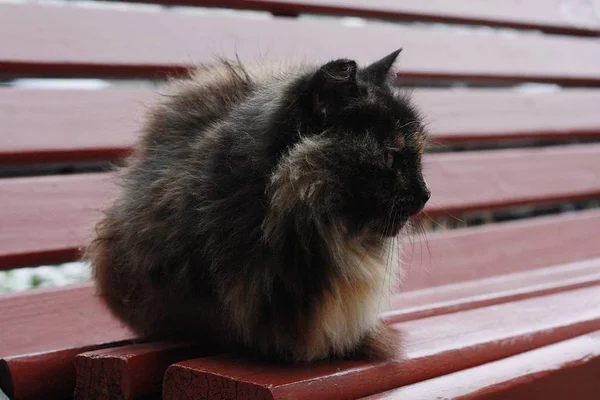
[269,50,429,237]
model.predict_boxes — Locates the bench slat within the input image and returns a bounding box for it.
[1,344,132,400]
[0,89,149,164]
[0,285,132,400]
[3,144,600,270]
[162,285,600,399]
[141,0,600,36]
[388,258,600,323]
[0,173,115,269]
[3,88,600,165]
[2,3,600,83]
[363,330,600,399]
[73,342,212,400]
[425,144,600,215]
[0,285,130,358]
[403,209,600,291]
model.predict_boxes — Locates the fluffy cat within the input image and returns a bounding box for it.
[87,49,430,363]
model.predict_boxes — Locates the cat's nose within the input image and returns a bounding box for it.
[411,187,430,215]
[420,188,431,206]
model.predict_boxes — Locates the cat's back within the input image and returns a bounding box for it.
[138,61,304,151]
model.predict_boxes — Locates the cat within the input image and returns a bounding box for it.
[87,49,430,364]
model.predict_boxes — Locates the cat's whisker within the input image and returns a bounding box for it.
[377,203,395,314]
[422,212,446,231]
[414,218,433,275]
[396,120,421,131]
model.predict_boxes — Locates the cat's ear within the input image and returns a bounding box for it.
[362,49,402,84]
[309,58,358,117]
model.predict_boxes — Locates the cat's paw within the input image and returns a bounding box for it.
[355,323,402,361]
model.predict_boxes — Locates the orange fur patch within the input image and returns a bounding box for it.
[303,239,400,361]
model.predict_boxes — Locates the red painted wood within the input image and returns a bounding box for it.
[0,344,131,400]
[73,342,213,400]
[363,330,600,399]
[0,285,130,358]
[413,88,600,144]
[162,285,600,400]
[3,88,600,165]
[3,144,600,270]
[3,228,598,398]
[0,89,154,164]
[424,144,600,216]
[137,0,600,36]
[0,285,132,399]
[3,260,597,399]
[402,209,600,291]
[2,3,600,84]
[65,259,600,400]
[0,173,115,269]
[387,257,600,323]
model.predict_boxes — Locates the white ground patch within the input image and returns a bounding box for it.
[0,262,91,293]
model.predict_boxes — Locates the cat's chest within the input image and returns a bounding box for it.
[306,242,400,359]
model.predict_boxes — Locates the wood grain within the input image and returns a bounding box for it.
[0,89,152,164]
[0,173,116,269]
[2,3,600,83]
[402,209,600,291]
[3,88,600,165]
[1,344,130,400]
[0,285,131,358]
[387,257,600,323]
[0,285,132,400]
[73,342,214,400]
[424,144,600,216]
[131,0,600,36]
[65,258,600,400]
[162,285,600,400]
[363,330,600,399]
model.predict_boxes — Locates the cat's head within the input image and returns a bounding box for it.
[267,50,429,238]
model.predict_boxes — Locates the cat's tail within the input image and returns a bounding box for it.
[84,214,143,332]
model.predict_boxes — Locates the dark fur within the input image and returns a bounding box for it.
[87,50,429,363]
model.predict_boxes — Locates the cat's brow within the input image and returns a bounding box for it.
[395,135,405,149]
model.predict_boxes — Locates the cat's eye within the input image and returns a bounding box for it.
[383,150,395,168]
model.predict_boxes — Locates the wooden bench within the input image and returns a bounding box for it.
[1,1,600,399]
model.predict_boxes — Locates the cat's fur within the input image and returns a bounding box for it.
[87,50,430,363]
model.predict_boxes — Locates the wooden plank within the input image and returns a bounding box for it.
[70,258,600,400]
[387,257,600,323]
[424,144,600,216]
[162,285,600,400]
[0,285,132,400]
[362,330,600,399]
[0,89,152,164]
[3,144,600,270]
[0,173,115,269]
[2,3,600,84]
[73,342,213,400]
[413,88,600,145]
[1,345,134,400]
[402,208,600,291]
[134,0,600,36]
[0,285,130,358]
[4,88,600,165]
